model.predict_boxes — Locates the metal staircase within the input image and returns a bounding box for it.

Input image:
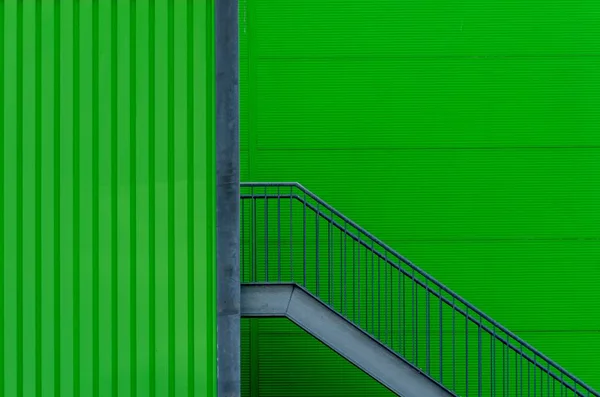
[240,182,599,397]
[241,283,454,396]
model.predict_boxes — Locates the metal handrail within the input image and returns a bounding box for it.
[241,182,599,397]
[243,192,570,385]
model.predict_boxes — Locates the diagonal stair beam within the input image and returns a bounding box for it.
[241,283,457,397]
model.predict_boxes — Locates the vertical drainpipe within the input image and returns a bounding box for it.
[216,0,240,396]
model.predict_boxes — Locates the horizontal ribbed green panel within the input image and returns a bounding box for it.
[240,0,600,395]
[252,149,600,240]
[253,318,393,397]
[253,0,600,57]
[254,59,600,149]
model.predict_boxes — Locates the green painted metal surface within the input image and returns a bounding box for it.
[240,0,600,395]
[243,317,393,397]
[1,1,216,396]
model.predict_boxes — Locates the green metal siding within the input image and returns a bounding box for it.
[1,1,216,396]
[240,0,600,395]
[242,318,392,397]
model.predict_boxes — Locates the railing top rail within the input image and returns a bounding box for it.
[240,181,599,395]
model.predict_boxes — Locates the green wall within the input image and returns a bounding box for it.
[240,0,600,395]
[1,1,216,396]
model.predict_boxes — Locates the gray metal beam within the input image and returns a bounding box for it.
[241,284,456,397]
[216,0,240,396]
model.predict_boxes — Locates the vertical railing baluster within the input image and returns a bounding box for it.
[403,265,406,357]
[365,242,369,333]
[478,315,482,397]
[540,358,544,396]
[528,356,531,397]
[372,242,375,336]
[426,280,430,375]
[316,203,320,297]
[328,212,332,306]
[303,192,307,287]
[503,333,506,397]
[440,286,443,385]
[412,269,417,365]
[357,231,361,327]
[453,297,456,392]
[265,187,268,282]
[389,257,393,348]
[516,346,518,397]
[466,306,469,397]
[506,333,510,397]
[534,355,537,397]
[290,187,293,282]
[343,223,347,316]
[547,362,551,397]
[277,187,281,282]
[493,326,496,397]
[340,226,344,314]
[397,255,401,354]
[385,256,389,346]
[520,344,524,397]
[353,239,356,323]
[340,221,346,315]
[252,187,256,282]
[241,193,245,282]
[378,245,381,338]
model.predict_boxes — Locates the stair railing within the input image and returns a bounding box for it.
[240,182,599,397]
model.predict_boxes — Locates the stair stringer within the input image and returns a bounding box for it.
[240,283,457,397]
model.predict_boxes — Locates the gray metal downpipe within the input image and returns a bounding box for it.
[216,0,240,396]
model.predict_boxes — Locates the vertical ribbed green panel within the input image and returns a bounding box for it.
[240,0,600,395]
[1,1,216,396]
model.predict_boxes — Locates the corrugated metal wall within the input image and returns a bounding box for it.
[240,0,600,395]
[1,1,216,396]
